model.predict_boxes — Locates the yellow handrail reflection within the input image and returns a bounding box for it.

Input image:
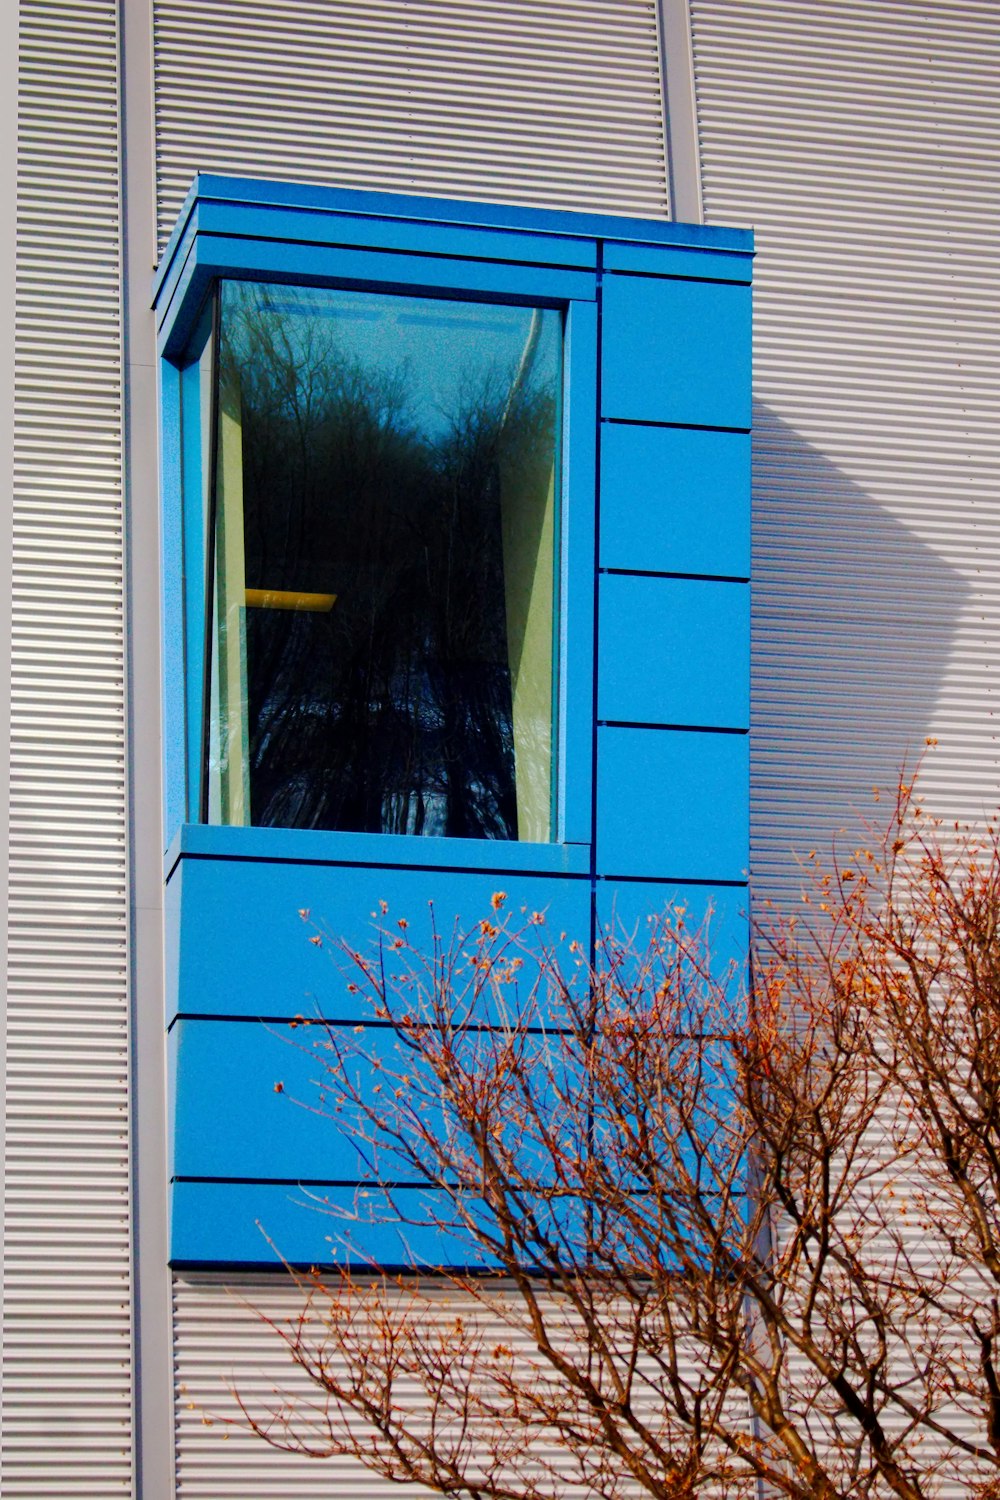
[244,589,337,612]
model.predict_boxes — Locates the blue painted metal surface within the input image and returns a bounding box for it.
[164,821,592,880]
[595,879,749,985]
[601,274,752,430]
[171,1018,444,1182]
[602,241,752,282]
[158,361,187,842]
[560,300,599,845]
[170,1180,494,1268]
[598,574,750,729]
[196,198,600,271]
[165,855,591,1024]
[596,727,749,882]
[153,174,754,315]
[599,423,751,579]
[156,177,754,1267]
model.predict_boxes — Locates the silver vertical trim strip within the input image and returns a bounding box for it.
[122,0,175,1493]
[656,0,704,223]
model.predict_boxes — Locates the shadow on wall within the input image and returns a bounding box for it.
[750,399,969,905]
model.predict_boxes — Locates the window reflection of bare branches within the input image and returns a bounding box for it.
[204,281,562,840]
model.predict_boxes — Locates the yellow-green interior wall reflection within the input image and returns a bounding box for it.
[501,447,556,844]
[211,380,250,825]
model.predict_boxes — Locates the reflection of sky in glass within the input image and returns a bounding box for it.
[254,285,557,438]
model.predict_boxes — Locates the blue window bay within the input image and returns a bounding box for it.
[206,280,563,842]
[155,175,753,1268]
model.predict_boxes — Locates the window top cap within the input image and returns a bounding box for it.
[154,172,754,306]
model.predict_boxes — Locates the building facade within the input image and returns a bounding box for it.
[6,2,1000,1496]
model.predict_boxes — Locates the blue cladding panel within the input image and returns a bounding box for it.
[166,820,590,874]
[599,424,750,578]
[596,727,749,881]
[159,363,187,844]
[560,300,598,843]
[171,1018,444,1181]
[601,274,751,429]
[596,879,748,984]
[153,174,753,313]
[198,199,599,270]
[166,857,591,1024]
[602,241,751,282]
[598,574,749,730]
[170,1181,490,1268]
[173,1019,574,1186]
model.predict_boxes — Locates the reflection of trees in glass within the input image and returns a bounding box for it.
[212,283,560,839]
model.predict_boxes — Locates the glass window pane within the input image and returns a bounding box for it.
[204,280,562,841]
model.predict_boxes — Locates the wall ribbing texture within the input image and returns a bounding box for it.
[152,0,670,251]
[690,0,1000,903]
[5,1,131,1495]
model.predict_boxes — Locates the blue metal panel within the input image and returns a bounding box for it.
[595,879,749,984]
[598,575,749,730]
[186,174,752,253]
[599,424,750,579]
[165,856,591,1024]
[165,822,591,878]
[154,211,200,351]
[159,361,187,846]
[153,174,753,312]
[601,275,752,430]
[170,1180,491,1268]
[602,242,752,283]
[596,727,749,881]
[197,199,599,271]
[171,1017,444,1181]
[560,300,598,845]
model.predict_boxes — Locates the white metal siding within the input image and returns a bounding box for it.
[174,1275,475,1498]
[152,0,669,252]
[689,0,1000,906]
[173,1275,746,1498]
[5,2,131,1495]
[165,7,1000,1494]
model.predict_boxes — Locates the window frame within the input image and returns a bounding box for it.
[155,180,598,869]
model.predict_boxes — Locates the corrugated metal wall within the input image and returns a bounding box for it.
[5,1,132,1497]
[688,12,999,1488]
[152,0,669,252]
[689,0,1000,905]
[174,1276,482,1498]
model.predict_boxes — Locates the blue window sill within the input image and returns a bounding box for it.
[165,822,592,882]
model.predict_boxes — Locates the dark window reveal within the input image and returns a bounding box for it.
[205,281,561,841]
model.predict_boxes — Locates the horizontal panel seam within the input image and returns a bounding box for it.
[601,567,750,583]
[194,224,600,275]
[601,415,750,434]
[599,720,749,734]
[166,851,594,877]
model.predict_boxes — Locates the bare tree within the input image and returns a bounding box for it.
[239,782,1000,1499]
